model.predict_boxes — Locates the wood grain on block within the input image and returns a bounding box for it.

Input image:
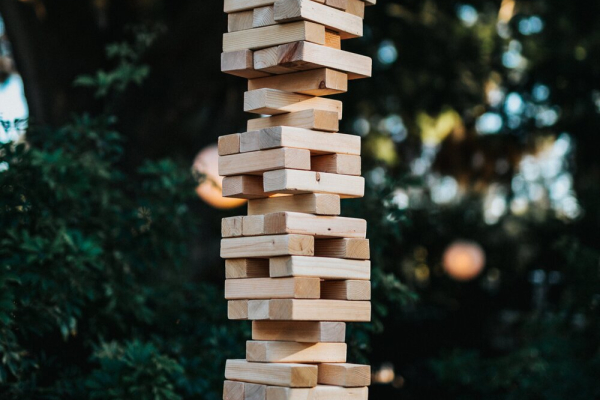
[221,234,314,258]
[219,148,311,176]
[222,175,267,199]
[317,363,371,387]
[247,109,339,132]
[324,0,348,10]
[325,29,341,49]
[265,41,372,79]
[240,130,261,153]
[222,21,325,52]
[314,238,370,259]
[346,0,365,17]
[252,321,345,342]
[266,386,369,400]
[229,10,254,32]
[268,299,371,321]
[222,50,270,79]
[264,212,367,238]
[224,380,244,400]
[225,277,321,299]
[246,341,347,363]
[254,46,299,75]
[248,194,341,216]
[228,300,249,320]
[246,383,267,400]
[263,169,365,198]
[311,154,361,175]
[244,89,343,119]
[225,359,318,388]
[242,215,266,236]
[249,300,271,319]
[253,6,276,28]
[219,134,241,155]
[320,280,371,300]
[260,126,360,155]
[274,0,362,39]
[269,256,370,280]
[224,0,275,13]
[226,259,270,279]
[222,216,244,237]
[248,68,347,96]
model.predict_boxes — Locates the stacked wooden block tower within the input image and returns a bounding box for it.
[219,0,375,399]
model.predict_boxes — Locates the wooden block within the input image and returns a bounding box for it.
[226,259,270,279]
[320,280,371,300]
[221,234,314,258]
[325,29,341,49]
[225,359,317,388]
[260,126,361,155]
[345,0,364,18]
[253,6,276,28]
[244,89,343,119]
[269,256,370,280]
[223,21,325,52]
[225,277,321,299]
[324,0,348,10]
[363,0,375,5]
[225,0,275,13]
[314,238,370,259]
[222,50,271,79]
[252,321,346,342]
[247,110,339,132]
[223,216,244,237]
[268,299,371,321]
[254,47,299,74]
[224,380,245,400]
[246,384,267,400]
[263,169,365,198]
[229,300,249,319]
[229,10,254,32]
[274,0,362,39]
[246,341,347,363]
[311,154,361,175]
[240,131,261,153]
[223,175,267,199]
[219,148,311,176]
[219,134,241,155]
[317,363,371,387]
[267,386,368,400]
[248,68,347,96]
[264,212,367,238]
[248,194,340,216]
[260,41,371,79]
[242,215,265,236]
[249,300,271,319]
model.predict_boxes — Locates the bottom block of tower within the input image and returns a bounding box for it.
[252,321,345,343]
[266,386,368,400]
[224,380,266,400]
[317,363,371,387]
[246,341,347,363]
[225,360,317,387]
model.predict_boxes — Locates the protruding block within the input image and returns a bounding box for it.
[228,10,254,32]
[219,134,241,155]
[240,130,262,153]
[228,300,249,320]
[223,21,325,52]
[320,280,371,300]
[247,110,339,132]
[311,154,361,175]
[242,215,266,236]
[317,363,371,387]
[268,299,371,321]
[248,194,340,216]
[226,259,270,279]
[263,169,365,198]
[260,126,361,155]
[223,175,267,199]
[225,277,321,299]
[266,386,368,400]
[219,148,311,176]
[252,321,346,342]
[222,216,244,238]
[221,234,314,258]
[225,360,317,388]
[314,238,370,259]
[270,256,370,280]
[248,68,347,96]
[222,50,271,79]
[224,380,245,400]
[264,212,367,238]
[244,89,342,118]
[246,341,347,363]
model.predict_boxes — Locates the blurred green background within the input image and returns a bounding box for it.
[1,0,599,399]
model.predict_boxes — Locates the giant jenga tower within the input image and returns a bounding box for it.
[219,1,375,399]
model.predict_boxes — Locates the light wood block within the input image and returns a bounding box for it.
[221,234,314,258]
[253,6,276,28]
[229,300,249,319]
[244,89,343,119]
[324,0,348,10]
[254,46,299,75]
[248,194,340,216]
[222,50,271,79]
[219,148,311,176]
[320,280,371,300]
[223,175,268,199]
[260,126,361,155]
[224,380,245,400]
[324,29,341,49]
[264,212,367,238]
[268,299,371,321]
[225,0,275,12]
[274,0,362,39]
[263,169,365,198]
[317,363,371,387]
[242,215,266,236]
[247,110,339,132]
[314,238,370,259]
[225,277,321,299]
[311,154,361,175]
[229,10,254,32]
[346,0,364,18]
[248,68,347,96]
[363,0,375,5]
[223,216,244,237]
[219,133,241,155]
[226,259,270,279]
[240,130,261,153]
[252,321,345,342]
[225,359,317,388]
[249,300,271,319]
[223,21,325,52]
[246,341,347,363]
[269,256,370,280]
[246,384,267,400]
[267,386,368,400]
